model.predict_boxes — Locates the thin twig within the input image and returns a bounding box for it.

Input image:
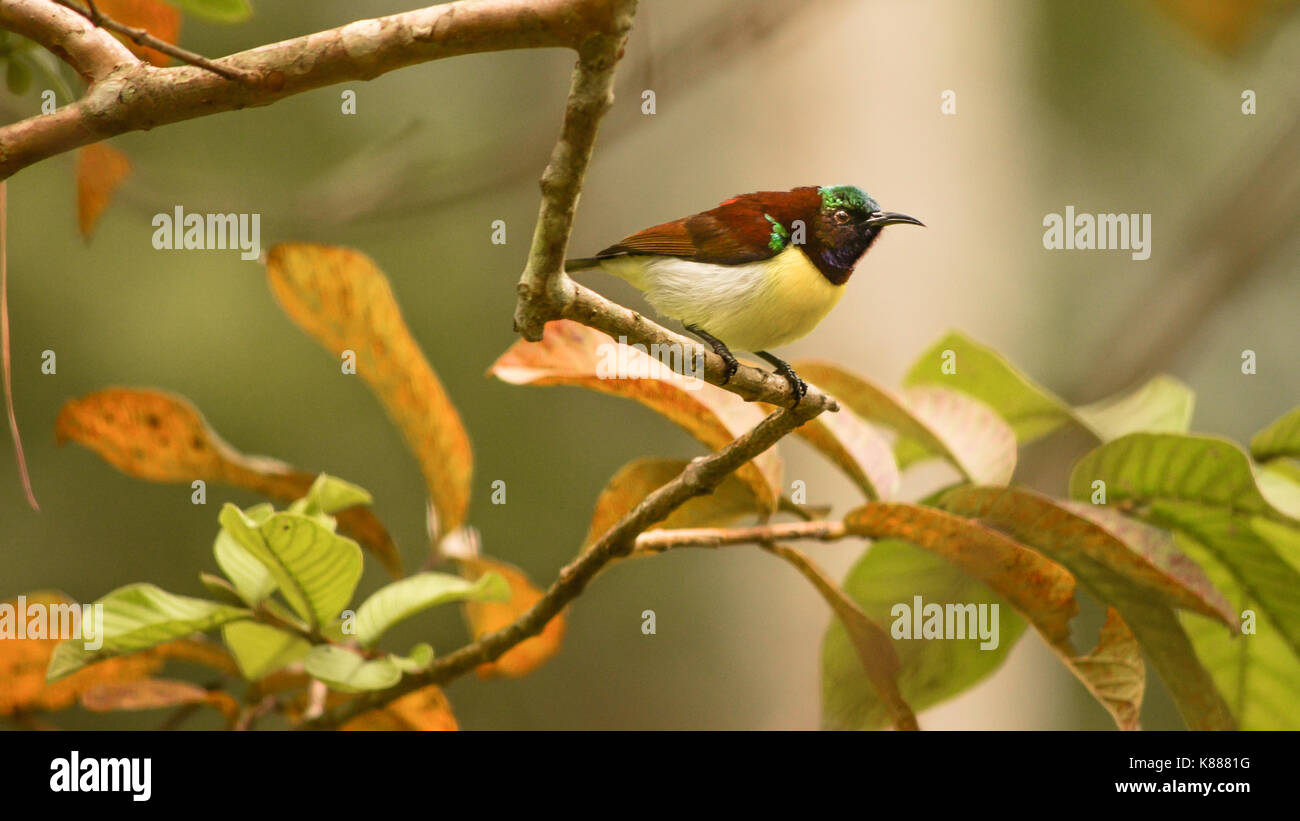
[53,0,255,82]
[511,0,637,340]
[302,403,826,729]
[0,182,37,510]
[634,520,848,553]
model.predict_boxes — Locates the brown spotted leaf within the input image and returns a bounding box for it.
[845,503,1077,645]
[150,636,241,677]
[265,243,472,537]
[491,320,781,512]
[56,387,402,576]
[939,486,1235,626]
[76,143,132,240]
[1067,608,1145,730]
[584,457,760,550]
[80,678,239,719]
[458,556,565,679]
[97,0,181,66]
[844,502,1144,729]
[342,685,458,731]
[938,487,1234,727]
[0,592,161,716]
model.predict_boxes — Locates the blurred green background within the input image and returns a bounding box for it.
[3,0,1298,729]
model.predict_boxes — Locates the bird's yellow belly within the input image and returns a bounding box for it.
[601,246,845,352]
[731,246,845,350]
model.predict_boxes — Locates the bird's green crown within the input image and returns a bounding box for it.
[818,185,879,215]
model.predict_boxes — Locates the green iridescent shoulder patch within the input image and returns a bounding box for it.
[765,213,790,251]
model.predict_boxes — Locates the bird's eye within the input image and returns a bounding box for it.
[833,209,851,224]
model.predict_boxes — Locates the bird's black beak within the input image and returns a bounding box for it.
[865,211,925,228]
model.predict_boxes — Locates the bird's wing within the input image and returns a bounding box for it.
[595,188,819,265]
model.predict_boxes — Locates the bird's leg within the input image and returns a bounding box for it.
[756,351,808,406]
[684,324,739,384]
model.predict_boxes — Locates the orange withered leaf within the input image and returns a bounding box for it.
[75,143,132,240]
[97,0,182,67]
[265,244,473,537]
[56,387,403,576]
[459,556,565,679]
[342,685,458,731]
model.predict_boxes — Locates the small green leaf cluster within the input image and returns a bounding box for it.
[47,474,508,694]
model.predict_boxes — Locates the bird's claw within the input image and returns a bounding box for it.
[785,373,808,406]
[719,356,739,385]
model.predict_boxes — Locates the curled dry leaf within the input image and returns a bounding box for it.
[55,387,402,576]
[80,677,239,720]
[76,143,132,240]
[97,0,182,66]
[844,503,1145,729]
[1068,608,1145,730]
[342,685,458,731]
[0,592,161,716]
[265,243,472,537]
[491,320,782,512]
[458,556,565,679]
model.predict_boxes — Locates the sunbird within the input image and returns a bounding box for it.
[567,185,923,403]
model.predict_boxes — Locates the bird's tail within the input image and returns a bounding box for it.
[564,257,603,272]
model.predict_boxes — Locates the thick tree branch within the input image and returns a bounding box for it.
[303,402,826,729]
[564,282,839,411]
[0,0,135,82]
[0,0,635,179]
[511,2,634,339]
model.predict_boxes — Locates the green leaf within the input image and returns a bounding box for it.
[1148,501,1300,660]
[902,331,1075,442]
[1069,435,1300,673]
[1257,464,1300,519]
[304,645,401,693]
[289,473,372,517]
[766,543,914,729]
[903,332,1194,444]
[213,527,277,606]
[198,572,250,607]
[795,361,1016,484]
[47,584,249,681]
[221,620,311,680]
[391,643,435,673]
[1068,433,1300,525]
[218,504,363,629]
[1251,406,1300,462]
[822,539,1026,730]
[353,571,508,646]
[1175,532,1300,729]
[937,487,1235,729]
[938,487,1233,625]
[163,0,253,23]
[843,502,1147,729]
[1074,375,1194,440]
